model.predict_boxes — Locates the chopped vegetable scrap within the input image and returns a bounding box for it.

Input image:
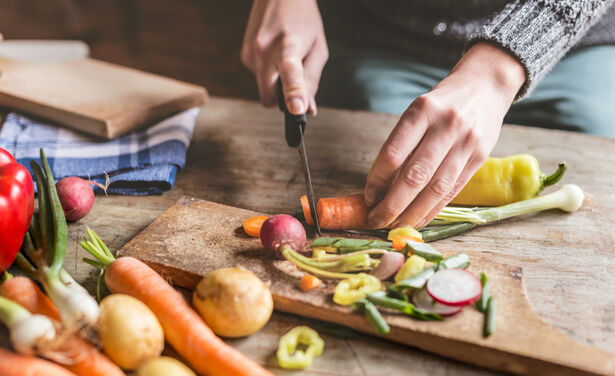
[299,275,323,291]
[333,274,381,306]
[243,216,269,238]
[277,326,324,370]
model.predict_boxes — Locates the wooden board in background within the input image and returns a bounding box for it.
[119,197,615,376]
[0,57,207,138]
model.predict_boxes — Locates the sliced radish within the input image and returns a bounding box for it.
[372,251,405,281]
[412,287,462,316]
[426,269,481,307]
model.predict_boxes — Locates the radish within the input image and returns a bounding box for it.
[371,252,404,281]
[426,269,482,307]
[260,214,307,259]
[56,177,95,221]
[412,287,462,316]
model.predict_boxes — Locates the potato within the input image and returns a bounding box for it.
[98,294,164,370]
[136,357,196,376]
[193,266,273,338]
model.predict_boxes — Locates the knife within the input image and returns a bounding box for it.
[277,81,322,236]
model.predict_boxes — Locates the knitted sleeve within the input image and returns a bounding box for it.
[468,0,615,99]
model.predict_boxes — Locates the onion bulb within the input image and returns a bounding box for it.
[193,266,273,338]
[98,294,164,370]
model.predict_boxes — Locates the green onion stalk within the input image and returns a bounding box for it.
[280,245,387,279]
[0,292,57,356]
[421,184,585,242]
[16,149,99,334]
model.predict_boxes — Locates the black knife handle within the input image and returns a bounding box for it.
[277,80,306,148]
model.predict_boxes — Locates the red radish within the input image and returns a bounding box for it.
[56,177,95,221]
[426,269,481,307]
[412,287,463,316]
[260,214,306,259]
[372,252,404,280]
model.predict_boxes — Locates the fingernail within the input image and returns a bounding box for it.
[368,215,386,229]
[288,97,305,114]
[365,187,379,207]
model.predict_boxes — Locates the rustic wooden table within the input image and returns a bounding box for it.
[2,97,615,375]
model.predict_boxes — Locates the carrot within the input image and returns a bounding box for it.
[0,276,60,319]
[301,193,369,230]
[242,216,269,238]
[299,274,322,291]
[104,256,272,376]
[392,235,424,251]
[0,277,125,376]
[0,347,78,376]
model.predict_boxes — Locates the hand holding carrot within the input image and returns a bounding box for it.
[364,43,526,229]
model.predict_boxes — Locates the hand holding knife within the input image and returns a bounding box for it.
[277,81,322,236]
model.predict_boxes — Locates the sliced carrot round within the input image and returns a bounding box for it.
[243,216,269,238]
[299,274,322,292]
[392,235,424,251]
[300,195,314,225]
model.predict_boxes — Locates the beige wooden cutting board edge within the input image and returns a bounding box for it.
[0,57,207,139]
[118,196,615,376]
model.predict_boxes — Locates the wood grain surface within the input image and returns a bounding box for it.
[0,57,207,138]
[1,97,615,375]
[118,197,615,375]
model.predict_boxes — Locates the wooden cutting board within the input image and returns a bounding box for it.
[0,57,207,139]
[118,197,615,376]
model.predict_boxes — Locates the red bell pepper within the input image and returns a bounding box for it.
[0,147,34,272]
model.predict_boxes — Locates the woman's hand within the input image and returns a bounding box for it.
[241,0,328,115]
[364,42,526,229]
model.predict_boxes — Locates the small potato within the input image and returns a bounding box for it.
[98,294,164,370]
[193,266,273,338]
[136,357,196,376]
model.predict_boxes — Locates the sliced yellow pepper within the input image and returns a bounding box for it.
[333,273,381,306]
[452,154,567,206]
[277,326,324,370]
[387,226,422,241]
[394,255,426,283]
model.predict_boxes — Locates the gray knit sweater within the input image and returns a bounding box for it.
[320,0,615,98]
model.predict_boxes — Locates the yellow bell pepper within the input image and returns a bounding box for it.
[387,226,422,241]
[452,154,566,206]
[394,255,426,283]
[277,326,324,369]
[333,273,381,306]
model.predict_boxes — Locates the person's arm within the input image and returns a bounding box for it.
[241,0,328,115]
[364,42,525,229]
[364,0,615,229]
[469,0,615,99]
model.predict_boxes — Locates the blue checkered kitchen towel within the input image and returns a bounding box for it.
[0,108,199,195]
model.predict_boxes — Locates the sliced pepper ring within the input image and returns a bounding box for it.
[333,273,381,306]
[277,326,324,369]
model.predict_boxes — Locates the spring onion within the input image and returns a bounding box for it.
[422,184,584,241]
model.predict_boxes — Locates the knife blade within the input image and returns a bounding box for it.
[277,81,322,235]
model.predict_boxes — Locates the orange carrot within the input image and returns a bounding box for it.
[392,235,424,251]
[301,193,369,230]
[0,347,78,376]
[0,276,60,319]
[104,256,272,376]
[299,274,322,291]
[242,216,269,238]
[0,277,126,376]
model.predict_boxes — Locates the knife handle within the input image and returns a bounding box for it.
[277,80,306,148]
